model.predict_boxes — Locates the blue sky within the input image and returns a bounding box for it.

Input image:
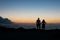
[0,0,60,23]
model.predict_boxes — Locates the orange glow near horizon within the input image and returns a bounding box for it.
[9,17,60,24]
[46,19,60,24]
[10,17,36,23]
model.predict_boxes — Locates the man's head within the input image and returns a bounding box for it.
[38,18,40,20]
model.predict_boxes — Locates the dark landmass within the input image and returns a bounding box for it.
[0,26,60,40]
[0,16,12,24]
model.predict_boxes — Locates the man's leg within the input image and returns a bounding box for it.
[39,25,40,29]
[37,25,38,29]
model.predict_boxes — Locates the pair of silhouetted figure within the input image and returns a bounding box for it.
[36,18,46,30]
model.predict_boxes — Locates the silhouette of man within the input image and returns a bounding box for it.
[42,19,46,30]
[36,18,41,29]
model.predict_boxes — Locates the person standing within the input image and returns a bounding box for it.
[36,18,41,29]
[42,19,46,30]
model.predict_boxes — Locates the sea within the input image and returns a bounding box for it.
[0,23,60,30]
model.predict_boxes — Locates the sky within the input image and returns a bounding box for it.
[0,0,60,24]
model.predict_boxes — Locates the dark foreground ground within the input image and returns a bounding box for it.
[0,26,60,40]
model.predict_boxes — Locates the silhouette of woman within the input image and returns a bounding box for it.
[36,18,41,29]
[42,19,46,30]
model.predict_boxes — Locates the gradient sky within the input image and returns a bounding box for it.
[0,0,60,23]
